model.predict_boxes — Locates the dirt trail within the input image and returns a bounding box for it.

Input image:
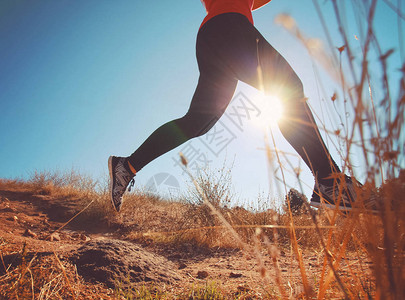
[0,183,373,298]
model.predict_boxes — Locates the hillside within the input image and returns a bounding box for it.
[0,174,403,299]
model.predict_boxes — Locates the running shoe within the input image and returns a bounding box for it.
[310,175,379,213]
[310,175,359,212]
[108,156,135,212]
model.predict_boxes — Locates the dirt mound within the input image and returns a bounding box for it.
[71,239,182,288]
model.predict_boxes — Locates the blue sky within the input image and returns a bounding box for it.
[1,0,403,207]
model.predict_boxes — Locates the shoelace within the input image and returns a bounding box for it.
[322,185,351,203]
[128,178,135,192]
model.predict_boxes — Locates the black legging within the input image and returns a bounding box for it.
[128,13,340,180]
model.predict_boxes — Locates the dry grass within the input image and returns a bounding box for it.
[1,166,404,298]
[0,244,114,299]
[269,0,404,298]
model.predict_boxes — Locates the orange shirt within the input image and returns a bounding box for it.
[200,0,254,28]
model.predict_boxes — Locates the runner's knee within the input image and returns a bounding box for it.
[177,111,220,139]
[277,73,304,105]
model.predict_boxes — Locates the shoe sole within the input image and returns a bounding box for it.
[310,201,378,214]
[108,156,118,212]
[310,200,352,212]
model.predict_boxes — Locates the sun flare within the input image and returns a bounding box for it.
[252,93,284,129]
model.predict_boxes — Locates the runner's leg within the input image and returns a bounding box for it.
[127,26,238,173]
[203,13,341,180]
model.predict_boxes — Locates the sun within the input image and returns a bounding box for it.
[252,92,284,129]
